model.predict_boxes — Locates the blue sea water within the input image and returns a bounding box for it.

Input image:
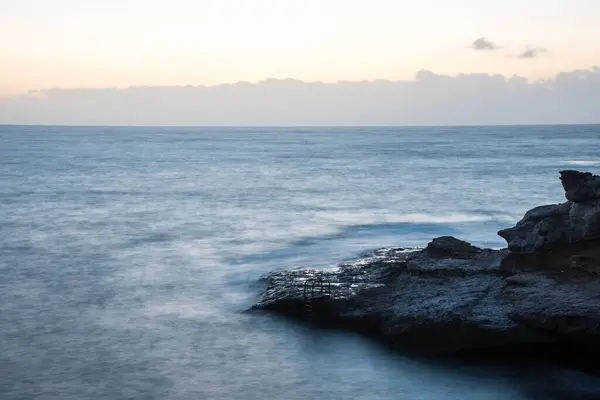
[1,125,600,400]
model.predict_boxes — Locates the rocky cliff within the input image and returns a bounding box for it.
[250,170,600,361]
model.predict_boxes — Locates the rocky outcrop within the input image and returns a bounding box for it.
[498,170,600,253]
[252,236,600,356]
[251,170,600,361]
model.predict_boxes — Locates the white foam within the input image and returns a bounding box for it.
[565,160,600,166]
[318,210,515,226]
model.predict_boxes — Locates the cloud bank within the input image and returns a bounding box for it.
[1,68,600,126]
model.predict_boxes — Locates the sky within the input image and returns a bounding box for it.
[2,0,600,96]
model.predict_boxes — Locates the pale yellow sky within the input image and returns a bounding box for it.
[1,0,600,95]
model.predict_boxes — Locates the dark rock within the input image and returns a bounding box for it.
[251,236,600,357]
[498,170,600,253]
[560,170,600,203]
[424,236,482,259]
[498,202,572,253]
[570,200,600,241]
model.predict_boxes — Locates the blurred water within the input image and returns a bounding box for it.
[1,125,600,399]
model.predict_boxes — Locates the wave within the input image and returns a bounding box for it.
[318,211,517,226]
[564,160,600,166]
[386,212,509,224]
[227,210,517,253]
[225,211,513,267]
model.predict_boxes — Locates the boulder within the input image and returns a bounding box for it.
[561,170,600,203]
[498,202,571,253]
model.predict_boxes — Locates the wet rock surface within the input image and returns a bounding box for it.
[251,171,600,361]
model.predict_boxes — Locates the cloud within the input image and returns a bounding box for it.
[518,46,547,59]
[1,67,600,126]
[471,37,498,51]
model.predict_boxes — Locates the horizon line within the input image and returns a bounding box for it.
[3,123,600,129]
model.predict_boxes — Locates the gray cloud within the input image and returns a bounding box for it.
[471,37,498,51]
[1,67,600,126]
[518,46,547,59]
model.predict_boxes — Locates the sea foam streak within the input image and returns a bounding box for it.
[319,210,516,225]
[565,160,600,166]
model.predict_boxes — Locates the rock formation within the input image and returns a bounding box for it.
[498,170,600,253]
[250,171,600,362]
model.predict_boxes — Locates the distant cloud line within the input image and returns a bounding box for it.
[471,37,546,59]
[1,67,599,125]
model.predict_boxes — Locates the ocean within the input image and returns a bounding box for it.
[2,125,600,399]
